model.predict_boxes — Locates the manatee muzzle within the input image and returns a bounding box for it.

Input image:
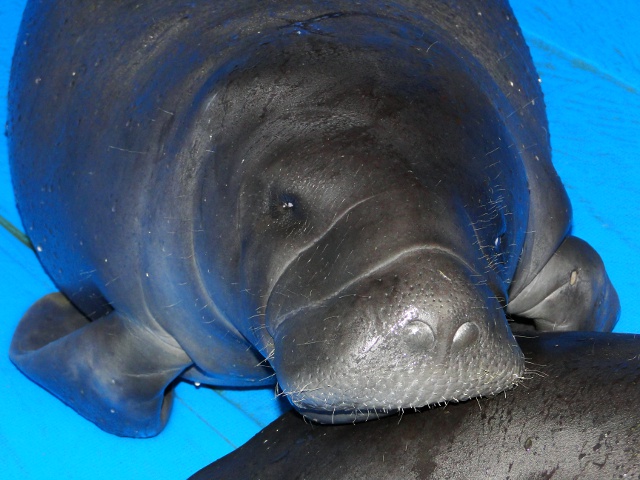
[266,249,524,423]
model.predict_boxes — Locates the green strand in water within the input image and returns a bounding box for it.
[0,213,33,250]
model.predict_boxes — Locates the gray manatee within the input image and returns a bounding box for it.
[8,0,619,437]
[190,332,640,479]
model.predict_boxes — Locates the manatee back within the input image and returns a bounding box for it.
[8,0,566,314]
[191,332,640,479]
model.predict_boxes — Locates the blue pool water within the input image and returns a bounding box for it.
[1,1,638,478]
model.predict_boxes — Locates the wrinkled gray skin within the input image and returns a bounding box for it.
[8,0,619,437]
[191,332,640,480]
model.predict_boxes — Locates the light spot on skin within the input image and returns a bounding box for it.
[570,270,578,286]
[438,270,452,282]
[36,245,43,252]
[362,335,381,353]
[524,437,533,451]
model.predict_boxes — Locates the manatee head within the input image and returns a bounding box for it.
[191,15,529,422]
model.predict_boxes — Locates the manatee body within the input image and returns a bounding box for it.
[8,0,619,437]
[190,332,640,480]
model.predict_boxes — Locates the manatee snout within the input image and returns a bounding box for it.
[267,251,524,423]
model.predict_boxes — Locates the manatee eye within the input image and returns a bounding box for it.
[269,192,299,219]
[265,190,308,235]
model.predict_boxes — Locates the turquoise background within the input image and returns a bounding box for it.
[1,1,638,478]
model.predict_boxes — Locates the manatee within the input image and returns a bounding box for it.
[8,0,619,437]
[189,332,640,480]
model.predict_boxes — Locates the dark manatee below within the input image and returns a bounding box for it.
[190,332,640,479]
[8,0,619,437]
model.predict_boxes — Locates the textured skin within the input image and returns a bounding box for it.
[192,332,640,480]
[8,0,619,436]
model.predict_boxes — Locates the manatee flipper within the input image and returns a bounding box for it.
[507,236,620,332]
[9,292,192,437]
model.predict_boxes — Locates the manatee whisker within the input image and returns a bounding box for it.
[523,359,548,367]
[295,340,329,346]
[523,368,547,379]
[258,373,277,382]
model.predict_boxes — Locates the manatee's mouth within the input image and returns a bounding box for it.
[292,358,525,424]
[265,249,523,424]
[280,343,525,425]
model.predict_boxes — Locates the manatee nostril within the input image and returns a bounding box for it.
[451,322,480,353]
[402,319,436,352]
